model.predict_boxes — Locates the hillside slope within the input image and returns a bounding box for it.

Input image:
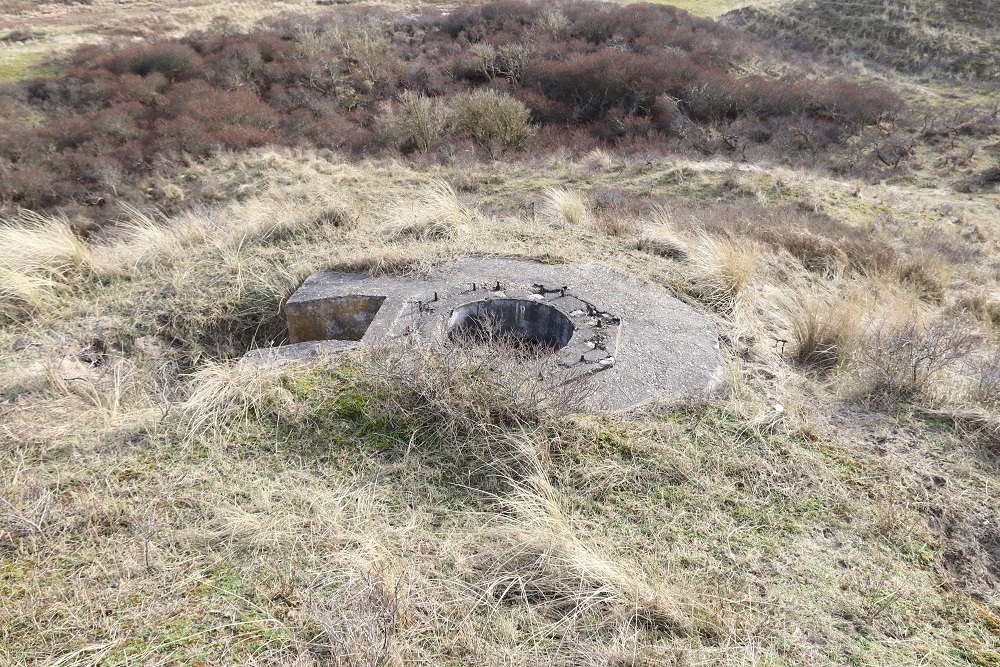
[726,0,1000,81]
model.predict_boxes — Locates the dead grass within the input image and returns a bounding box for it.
[1,145,998,667]
[484,476,712,638]
[785,292,865,370]
[178,360,299,440]
[376,180,479,241]
[687,232,762,309]
[0,211,90,317]
[542,187,592,228]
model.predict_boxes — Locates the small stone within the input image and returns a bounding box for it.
[584,341,596,349]
[134,336,168,359]
[526,293,545,301]
[569,309,585,317]
[11,337,34,351]
[598,357,615,368]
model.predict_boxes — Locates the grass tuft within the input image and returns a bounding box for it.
[785,293,865,370]
[378,180,477,241]
[542,187,591,228]
[688,233,760,308]
[178,361,299,441]
[0,211,90,317]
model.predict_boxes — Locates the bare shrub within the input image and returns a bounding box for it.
[337,25,391,81]
[381,91,450,153]
[310,566,408,667]
[969,349,1000,407]
[0,0,910,231]
[469,41,532,82]
[858,315,977,401]
[2,1,900,218]
[101,42,201,80]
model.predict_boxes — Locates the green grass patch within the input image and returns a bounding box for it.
[0,51,65,82]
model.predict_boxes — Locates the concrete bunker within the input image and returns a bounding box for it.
[247,258,725,411]
[287,294,386,343]
[447,299,575,351]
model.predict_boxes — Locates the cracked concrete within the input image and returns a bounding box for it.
[244,258,724,410]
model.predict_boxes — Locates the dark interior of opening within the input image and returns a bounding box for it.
[447,299,575,351]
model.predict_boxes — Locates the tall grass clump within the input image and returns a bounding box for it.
[785,294,864,370]
[688,233,760,309]
[0,211,91,318]
[378,180,477,241]
[542,187,591,227]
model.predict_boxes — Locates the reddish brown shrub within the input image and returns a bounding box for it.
[0,0,902,220]
[99,42,202,81]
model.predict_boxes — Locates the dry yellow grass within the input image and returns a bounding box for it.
[0,5,997,660]
[1,140,998,666]
[376,179,478,241]
[687,232,762,308]
[784,291,866,370]
[542,187,592,228]
[0,211,91,316]
[1,0,998,659]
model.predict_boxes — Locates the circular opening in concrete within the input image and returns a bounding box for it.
[448,299,574,351]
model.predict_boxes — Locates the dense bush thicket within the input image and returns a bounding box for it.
[0,1,899,219]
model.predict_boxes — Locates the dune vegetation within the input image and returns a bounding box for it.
[0,1,998,666]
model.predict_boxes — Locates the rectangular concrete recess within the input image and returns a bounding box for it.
[286,294,386,343]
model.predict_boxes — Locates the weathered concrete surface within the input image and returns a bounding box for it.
[249,258,724,410]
